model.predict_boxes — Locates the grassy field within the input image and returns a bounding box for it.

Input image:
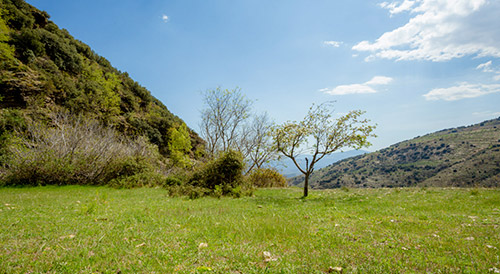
[1,187,500,273]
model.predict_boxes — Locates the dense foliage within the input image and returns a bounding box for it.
[0,0,203,157]
[187,150,250,198]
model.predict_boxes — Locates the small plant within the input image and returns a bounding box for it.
[470,188,480,196]
[109,172,167,189]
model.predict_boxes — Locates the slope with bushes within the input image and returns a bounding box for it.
[290,117,500,188]
[0,0,203,157]
[0,0,211,190]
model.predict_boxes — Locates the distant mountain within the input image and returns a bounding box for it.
[0,0,203,156]
[289,118,500,188]
[275,150,369,178]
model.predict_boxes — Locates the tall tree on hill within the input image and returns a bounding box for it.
[272,102,376,197]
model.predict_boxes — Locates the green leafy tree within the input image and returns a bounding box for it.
[272,102,376,197]
[168,123,192,168]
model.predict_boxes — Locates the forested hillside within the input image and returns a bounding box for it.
[290,118,500,188]
[0,0,203,156]
[0,0,280,196]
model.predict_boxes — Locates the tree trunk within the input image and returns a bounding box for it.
[303,173,309,197]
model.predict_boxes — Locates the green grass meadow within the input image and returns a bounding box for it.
[1,187,500,273]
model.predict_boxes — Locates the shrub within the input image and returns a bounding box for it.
[184,150,250,198]
[0,113,162,187]
[38,28,82,74]
[192,151,243,188]
[11,29,45,62]
[164,176,183,187]
[247,168,287,188]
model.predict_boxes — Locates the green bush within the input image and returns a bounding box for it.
[247,168,287,188]
[11,29,45,62]
[38,28,82,74]
[168,150,252,198]
[164,176,183,187]
[191,151,244,191]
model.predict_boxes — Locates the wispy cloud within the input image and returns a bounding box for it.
[476,60,500,81]
[423,83,500,101]
[472,110,500,117]
[379,0,416,15]
[477,61,494,73]
[353,0,500,62]
[321,76,393,95]
[323,41,342,47]
[162,14,169,23]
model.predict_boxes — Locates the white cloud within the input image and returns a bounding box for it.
[476,60,500,81]
[379,0,416,15]
[162,14,169,23]
[476,61,493,72]
[423,82,500,101]
[323,41,342,47]
[353,0,500,62]
[322,76,393,95]
[365,76,393,85]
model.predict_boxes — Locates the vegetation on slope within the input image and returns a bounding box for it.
[290,117,500,188]
[0,0,203,157]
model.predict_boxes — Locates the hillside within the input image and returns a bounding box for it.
[277,150,368,178]
[0,0,203,156]
[290,118,500,188]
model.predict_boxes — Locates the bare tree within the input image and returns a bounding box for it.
[241,112,277,173]
[272,102,376,197]
[199,87,277,172]
[199,87,252,156]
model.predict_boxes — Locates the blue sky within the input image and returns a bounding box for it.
[26,0,500,151]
